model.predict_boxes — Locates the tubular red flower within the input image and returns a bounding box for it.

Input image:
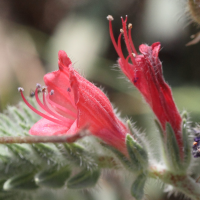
[19,50,129,155]
[108,15,183,155]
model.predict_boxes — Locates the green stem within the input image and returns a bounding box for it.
[149,165,200,200]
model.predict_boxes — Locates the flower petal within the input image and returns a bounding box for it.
[44,51,77,116]
[29,118,70,136]
[70,69,127,154]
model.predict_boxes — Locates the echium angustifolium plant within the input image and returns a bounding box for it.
[0,14,200,200]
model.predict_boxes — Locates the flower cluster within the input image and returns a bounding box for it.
[19,15,184,159]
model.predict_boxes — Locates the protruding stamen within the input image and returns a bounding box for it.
[50,90,54,95]
[30,90,35,97]
[117,33,125,61]
[125,15,128,22]
[19,89,69,126]
[47,95,77,119]
[121,16,137,65]
[120,29,124,33]
[132,53,136,57]
[128,23,132,29]
[107,15,114,21]
[36,83,41,89]
[128,25,138,55]
[18,87,24,92]
[42,86,47,93]
[42,91,74,123]
[108,16,121,57]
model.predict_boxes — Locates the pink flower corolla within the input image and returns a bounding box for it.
[107,15,183,153]
[19,50,129,155]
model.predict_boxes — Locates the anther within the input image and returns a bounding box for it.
[50,90,54,95]
[120,29,124,33]
[30,91,35,97]
[18,87,24,92]
[42,86,47,93]
[132,53,136,57]
[128,23,132,29]
[193,141,198,146]
[107,15,114,21]
[36,83,41,89]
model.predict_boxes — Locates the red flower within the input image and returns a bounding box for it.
[19,50,129,155]
[107,15,182,153]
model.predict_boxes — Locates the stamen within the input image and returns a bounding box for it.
[18,89,71,127]
[36,83,41,89]
[46,95,77,119]
[120,29,124,33]
[132,53,136,57]
[42,86,47,92]
[107,15,114,21]
[128,23,132,29]
[124,55,134,76]
[30,90,35,97]
[42,91,74,123]
[108,15,121,57]
[117,33,125,61]
[125,15,128,22]
[128,25,138,55]
[121,16,137,65]
[18,87,24,92]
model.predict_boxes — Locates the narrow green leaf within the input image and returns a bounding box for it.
[67,169,100,189]
[35,166,71,188]
[154,119,164,142]
[3,172,38,191]
[165,123,182,172]
[182,119,191,169]
[131,173,146,200]
[101,143,133,170]
[126,134,148,171]
[61,143,97,169]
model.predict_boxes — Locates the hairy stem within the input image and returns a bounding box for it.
[149,165,200,200]
[0,130,87,144]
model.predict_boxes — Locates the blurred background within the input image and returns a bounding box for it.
[0,0,199,199]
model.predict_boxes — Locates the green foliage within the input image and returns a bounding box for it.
[0,100,105,199]
[67,169,100,189]
[0,100,197,200]
[126,134,148,172]
[131,173,146,200]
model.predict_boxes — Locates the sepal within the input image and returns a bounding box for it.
[126,120,141,142]
[126,134,148,172]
